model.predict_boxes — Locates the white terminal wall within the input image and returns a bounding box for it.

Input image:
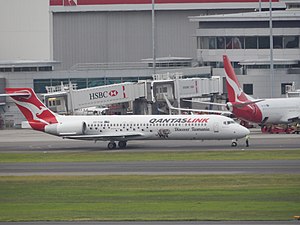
[0,0,50,60]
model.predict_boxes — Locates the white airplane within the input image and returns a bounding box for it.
[1,88,249,149]
[223,55,300,125]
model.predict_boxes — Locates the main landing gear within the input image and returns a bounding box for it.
[107,141,127,150]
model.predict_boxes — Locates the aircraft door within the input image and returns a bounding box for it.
[213,122,219,133]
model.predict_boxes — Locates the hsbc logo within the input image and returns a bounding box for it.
[109,90,118,97]
[64,0,77,6]
[89,90,119,100]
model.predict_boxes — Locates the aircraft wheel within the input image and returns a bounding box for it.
[118,141,127,149]
[231,141,237,147]
[108,142,116,150]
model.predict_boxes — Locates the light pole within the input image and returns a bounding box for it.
[269,0,274,98]
[152,0,156,75]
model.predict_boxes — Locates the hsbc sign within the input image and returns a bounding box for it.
[89,90,119,100]
[71,83,145,110]
[109,90,118,97]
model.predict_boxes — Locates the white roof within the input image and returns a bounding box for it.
[0,60,60,68]
[50,2,285,12]
[189,10,300,22]
[239,59,299,66]
[142,57,193,63]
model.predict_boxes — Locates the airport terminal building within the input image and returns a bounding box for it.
[1,0,300,128]
[190,3,300,98]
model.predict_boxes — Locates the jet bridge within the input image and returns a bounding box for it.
[43,82,146,114]
[43,74,222,115]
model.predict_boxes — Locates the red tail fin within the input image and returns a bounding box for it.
[223,55,251,103]
[5,88,58,131]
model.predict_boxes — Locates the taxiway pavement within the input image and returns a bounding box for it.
[0,129,299,225]
[1,129,299,176]
[0,128,300,152]
[1,160,300,176]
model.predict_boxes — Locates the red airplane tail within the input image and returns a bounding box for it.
[223,55,252,103]
[5,88,58,131]
[223,56,264,123]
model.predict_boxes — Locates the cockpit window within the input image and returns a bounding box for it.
[224,120,235,125]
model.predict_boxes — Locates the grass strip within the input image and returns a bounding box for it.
[0,174,299,221]
[1,150,300,163]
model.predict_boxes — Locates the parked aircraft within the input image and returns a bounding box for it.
[223,55,300,125]
[180,55,300,126]
[2,88,249,148]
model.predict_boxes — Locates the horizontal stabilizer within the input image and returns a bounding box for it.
[0,92,31,97]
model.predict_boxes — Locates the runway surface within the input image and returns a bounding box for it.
[1,160,300,176]
[0,129,300,152]
[1,129,299,225]
[1,129,300,176]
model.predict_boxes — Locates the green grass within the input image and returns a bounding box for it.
[1,150,300,163]
[0,175,300,221]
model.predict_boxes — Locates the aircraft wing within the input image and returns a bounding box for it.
[184,99,264,108]
[233,99,264,108]
[164,95,231,116]
[62,132,144,141]
[279,114,300,124]
[168,106,231,116]
[183,99,227,107]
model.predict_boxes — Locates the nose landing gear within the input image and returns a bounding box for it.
[231,140,237,147]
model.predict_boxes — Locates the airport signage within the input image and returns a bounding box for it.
[89,90,119,100]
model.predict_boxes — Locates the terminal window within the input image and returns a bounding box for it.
[243,84,253,95]
[198,36,299,49]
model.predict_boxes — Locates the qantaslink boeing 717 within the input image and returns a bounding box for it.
[1,88,249,149]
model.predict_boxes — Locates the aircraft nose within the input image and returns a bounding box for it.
[239,125,250,137]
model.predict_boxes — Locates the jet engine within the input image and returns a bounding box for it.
[45,121,87,136]
[226,102,233,112]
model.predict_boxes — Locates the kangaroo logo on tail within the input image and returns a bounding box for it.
[223,55,263,123]
[223,55,253,103]
[5,88,58,131]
